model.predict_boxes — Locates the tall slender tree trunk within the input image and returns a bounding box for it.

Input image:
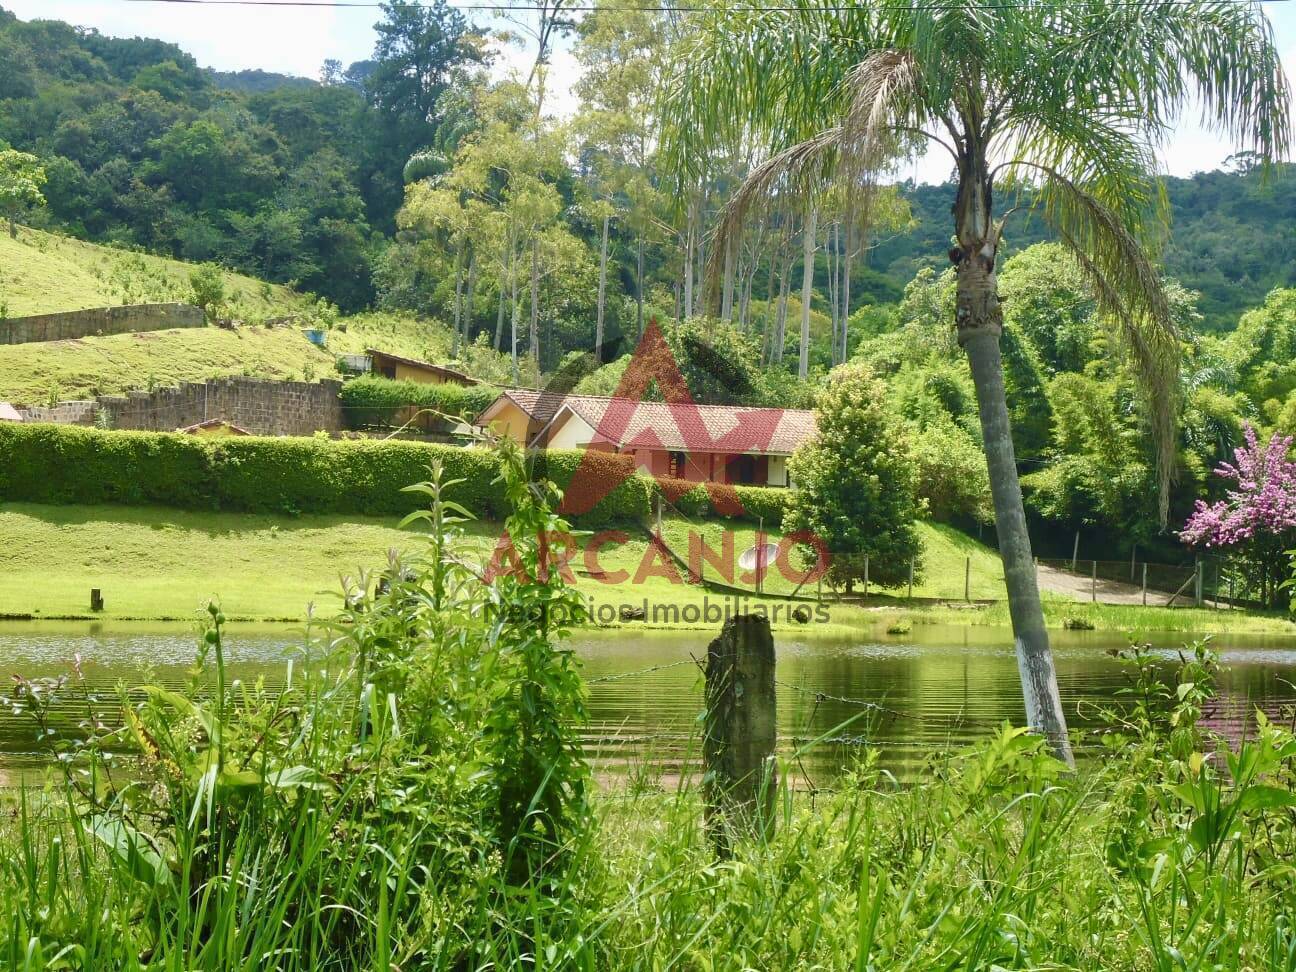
[798,206,817,380]
[683,203,695,319]
[720,233,736,322]
[494,278,507,352]
[636,233,645,338]
[464,251,478,349]
[840,218,853,362]
[450,237,466,358]
[529,238,540,365]
[509,231,521,384]
[827,222,839,365]
[956,246,1074,766]
[761,250,776,357]
[774,257,791,364]
[596,214,610,356]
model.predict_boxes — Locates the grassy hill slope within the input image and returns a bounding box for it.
[0,326,339,405]
[0,227,307,319]
[0,228,516,402]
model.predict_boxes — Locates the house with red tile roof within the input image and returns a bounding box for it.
[474,389,816,487]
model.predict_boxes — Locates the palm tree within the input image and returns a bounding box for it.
[662,0,1289,763]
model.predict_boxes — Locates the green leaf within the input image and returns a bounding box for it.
[1238,785,1296,813]
[87,814,170,888]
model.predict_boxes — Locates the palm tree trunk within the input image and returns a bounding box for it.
[596,214,610,355]
[958,258,1073,766]
[798,206,817,380]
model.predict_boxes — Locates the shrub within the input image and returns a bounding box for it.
[909,418,993,523]
[645,477,791,524]
[0,423,650,524]
[338,376,499,429]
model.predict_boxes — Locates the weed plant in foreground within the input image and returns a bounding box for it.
[4,441,1296,969]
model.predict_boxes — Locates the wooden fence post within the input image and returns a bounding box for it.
[704,614,777,856]
[1194,558,1204,607]
[907,557,914,601]
[90,589,104,612]
[862,554,868,603]
[1142,563,1147,607]
[964,556,971,602]
[1091,560,1097,603]
[1071,531,1080,572]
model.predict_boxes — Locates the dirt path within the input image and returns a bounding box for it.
[1035,562,1177,606]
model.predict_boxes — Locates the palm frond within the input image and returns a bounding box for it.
[1016,161,1180,524]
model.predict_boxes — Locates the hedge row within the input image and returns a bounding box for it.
[338,377,499,424]
[0,424,645,525]
[0,423,794,528]
[657,476,793,525]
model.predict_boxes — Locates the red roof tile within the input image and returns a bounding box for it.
[508,391,816,456]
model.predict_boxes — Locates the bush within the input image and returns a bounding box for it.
[338,376,498,429]
[0,423,650,524]
[646,477,791,524]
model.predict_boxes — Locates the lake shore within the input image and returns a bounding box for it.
[3,502,1292,635]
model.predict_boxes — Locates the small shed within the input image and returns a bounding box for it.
[367,349,479,387]
[0,402,24,423]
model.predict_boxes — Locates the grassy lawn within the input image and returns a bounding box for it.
[0,226,304,319]
[1,502,1290,636]
[661,516,1006,600]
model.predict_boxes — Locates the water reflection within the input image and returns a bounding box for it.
[2,621,1295,783]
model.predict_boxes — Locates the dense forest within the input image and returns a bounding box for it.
[1,2,1293,332]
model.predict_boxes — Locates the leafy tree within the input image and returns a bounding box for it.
[1181,424,1296,610]
[667,0,1289,762]
[784,362,922,591]
[0,147,45,238]
[909,417,993,524]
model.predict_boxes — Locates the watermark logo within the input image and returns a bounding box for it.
[487,318,832,617]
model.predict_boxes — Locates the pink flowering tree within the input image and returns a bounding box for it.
[1180,424,1296,611]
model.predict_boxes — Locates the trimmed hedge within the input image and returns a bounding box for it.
[338,377,499,427]
[652,475,793,525]
[0,424,649,525]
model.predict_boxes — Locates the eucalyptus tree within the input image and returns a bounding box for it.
[663,0,1289,762]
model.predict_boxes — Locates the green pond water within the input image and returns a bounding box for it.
[3,621,1295,785]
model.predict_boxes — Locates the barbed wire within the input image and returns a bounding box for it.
[586,658,700,683]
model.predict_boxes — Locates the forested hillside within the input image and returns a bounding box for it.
[872,166,1296,331]
[0,2,1292,336]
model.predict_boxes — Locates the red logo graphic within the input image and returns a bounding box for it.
[556,320,791,518]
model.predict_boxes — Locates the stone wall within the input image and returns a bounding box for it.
[19,377,344,437]
[1,303,205,345]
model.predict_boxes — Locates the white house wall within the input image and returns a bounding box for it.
[546,411,598,450]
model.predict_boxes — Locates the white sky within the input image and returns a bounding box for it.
[4,0,1295,183]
